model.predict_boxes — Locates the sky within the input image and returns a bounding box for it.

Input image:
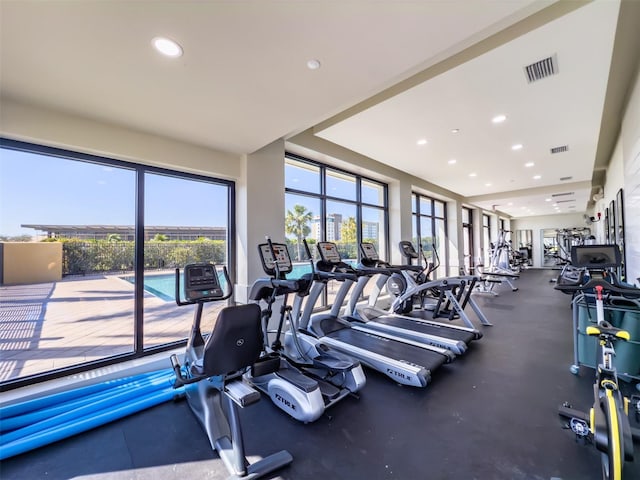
[0,148,229,237]
[0,148,384,239]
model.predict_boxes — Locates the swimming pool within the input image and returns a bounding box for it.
[120,261,349,302]
[120,272,229,302]
[120,273,180,302]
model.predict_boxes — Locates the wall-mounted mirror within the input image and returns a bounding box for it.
[542,229,559,267]
[515,230,533,267]
[542,227,592,268]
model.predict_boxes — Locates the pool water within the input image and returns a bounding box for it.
[120,272,228,302]
[120,261,349,302]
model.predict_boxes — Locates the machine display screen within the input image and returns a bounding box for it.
[258,243,292,274]
[317,242,341,263]
[360,243,379,261]
[571,245,621,269]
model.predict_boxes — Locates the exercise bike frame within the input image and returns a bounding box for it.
[558,280,639,480]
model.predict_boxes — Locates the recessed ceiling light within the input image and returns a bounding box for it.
[525,162,535,167]
[533,175,541,180]
[448,159,457,165]
[451,128,460,134]
[416,139,428,146]
[469,173,477,177]
[545,198,551,202]
[508,202,513,206]
[152,37,183,57]
[492,114,507,124]
[552,203,558,207]
[307,59,321,70]
[485,183,492,187]
[512,144,523,151]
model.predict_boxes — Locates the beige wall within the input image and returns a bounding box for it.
[1,242,62,285]
[511,212,587,268]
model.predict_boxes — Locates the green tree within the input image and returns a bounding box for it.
[107,233,122,242]
[152,233,169,242]
[341,216,357,244]
[285,204,313,261]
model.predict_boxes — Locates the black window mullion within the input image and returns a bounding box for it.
[134,168,145,354]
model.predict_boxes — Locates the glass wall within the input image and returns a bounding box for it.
[285,154,388,307]
[462,207,474,274]
[482,214,491,267]
[412,193,448,278]
[142,172,230,349]
[0,139,234,389]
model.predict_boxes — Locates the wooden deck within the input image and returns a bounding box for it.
[0,274,221,383]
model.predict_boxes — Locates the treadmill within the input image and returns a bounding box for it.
[343,242,482,355]
[298,241,454,388]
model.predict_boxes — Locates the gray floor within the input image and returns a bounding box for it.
[3,269,640,480]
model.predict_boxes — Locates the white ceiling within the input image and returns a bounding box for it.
[1,1,636,219]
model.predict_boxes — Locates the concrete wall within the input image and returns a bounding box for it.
[1,242,62,285]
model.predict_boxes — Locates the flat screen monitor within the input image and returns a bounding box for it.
[570,244,621,269]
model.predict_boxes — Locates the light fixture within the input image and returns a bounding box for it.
[451,128,460,134]
[416,139,428,146]
[469,173,477,177]
[485,183,492,187]
[533,175,541,180]
[545,198,551,202]
[492,114,507,124]
[508,202,514,206]
[525,162,534,167]
[512,144,523,151]
[306,59,321,70]
[448,159,457,165]
[152,37,183,57]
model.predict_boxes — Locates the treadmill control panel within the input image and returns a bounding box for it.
[258,242,293,275]
[398,241,419,259]
[317,242,342,264]
[184,263,223,301]
[360,243,379,261]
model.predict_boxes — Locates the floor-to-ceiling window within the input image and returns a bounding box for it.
[462,207,474,274]
[412,193,448,278]
[284,154,388,307]
[482,214,491,267]
[0,139,234,389]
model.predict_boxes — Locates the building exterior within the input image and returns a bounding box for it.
[21,224,227,241]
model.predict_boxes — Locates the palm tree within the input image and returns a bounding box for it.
[285,204,313,261]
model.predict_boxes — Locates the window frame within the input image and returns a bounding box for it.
[0,138,235,390]
[285,153,389,307]
[411,193,448,277]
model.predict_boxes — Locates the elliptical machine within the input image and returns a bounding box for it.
[244,238,365,422]
[169,263,292,479]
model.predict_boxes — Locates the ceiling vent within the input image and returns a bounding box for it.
[524,54,558,83]
[556,199,575,204]
[552,192,574,198]
[559,176,573,181]
[551,145,569,154]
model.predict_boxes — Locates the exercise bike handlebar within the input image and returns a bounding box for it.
[174,265,234,306]
[555,278,640,298]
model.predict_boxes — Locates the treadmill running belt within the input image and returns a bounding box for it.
[370,315,476,344]
[327,327,447,372]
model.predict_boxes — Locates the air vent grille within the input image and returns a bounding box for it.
[556,199,575,204]
[559,176,573,181]
[551,192,574,198]
[551,145,569,154]
[524,54,558,83]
